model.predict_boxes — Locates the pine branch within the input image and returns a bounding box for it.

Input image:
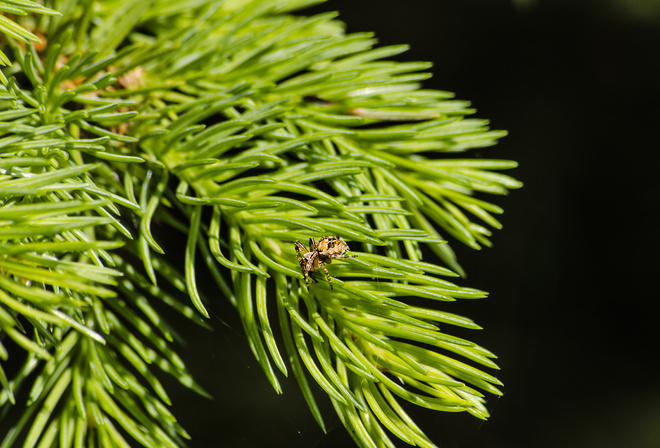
[1,1,521,447]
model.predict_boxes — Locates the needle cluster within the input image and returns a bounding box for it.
[0,1,521,447]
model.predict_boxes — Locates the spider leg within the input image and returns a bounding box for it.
[306,253,319,286]
[295,241,310,289]
[329,253,357,260]
[308,237,317,252]
[295,241,309,261]
[295,241,308,267]
[319,260,333,290]
[305,251,318,275]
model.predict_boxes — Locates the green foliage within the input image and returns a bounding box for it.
[0,1,521,447]
[0,0,58,66]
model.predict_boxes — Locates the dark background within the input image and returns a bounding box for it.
[174,1,660,447]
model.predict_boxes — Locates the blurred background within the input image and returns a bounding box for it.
[171,1,660,447]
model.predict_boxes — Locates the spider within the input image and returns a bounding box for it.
[295,236,355,290]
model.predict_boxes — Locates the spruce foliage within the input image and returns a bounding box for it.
[0,1,521,447]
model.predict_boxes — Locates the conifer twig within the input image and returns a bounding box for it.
[1,1,520,447]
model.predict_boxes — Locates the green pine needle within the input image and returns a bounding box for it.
[0,1,521,447]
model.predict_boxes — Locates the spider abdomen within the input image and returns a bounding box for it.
[316,236,351,257]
